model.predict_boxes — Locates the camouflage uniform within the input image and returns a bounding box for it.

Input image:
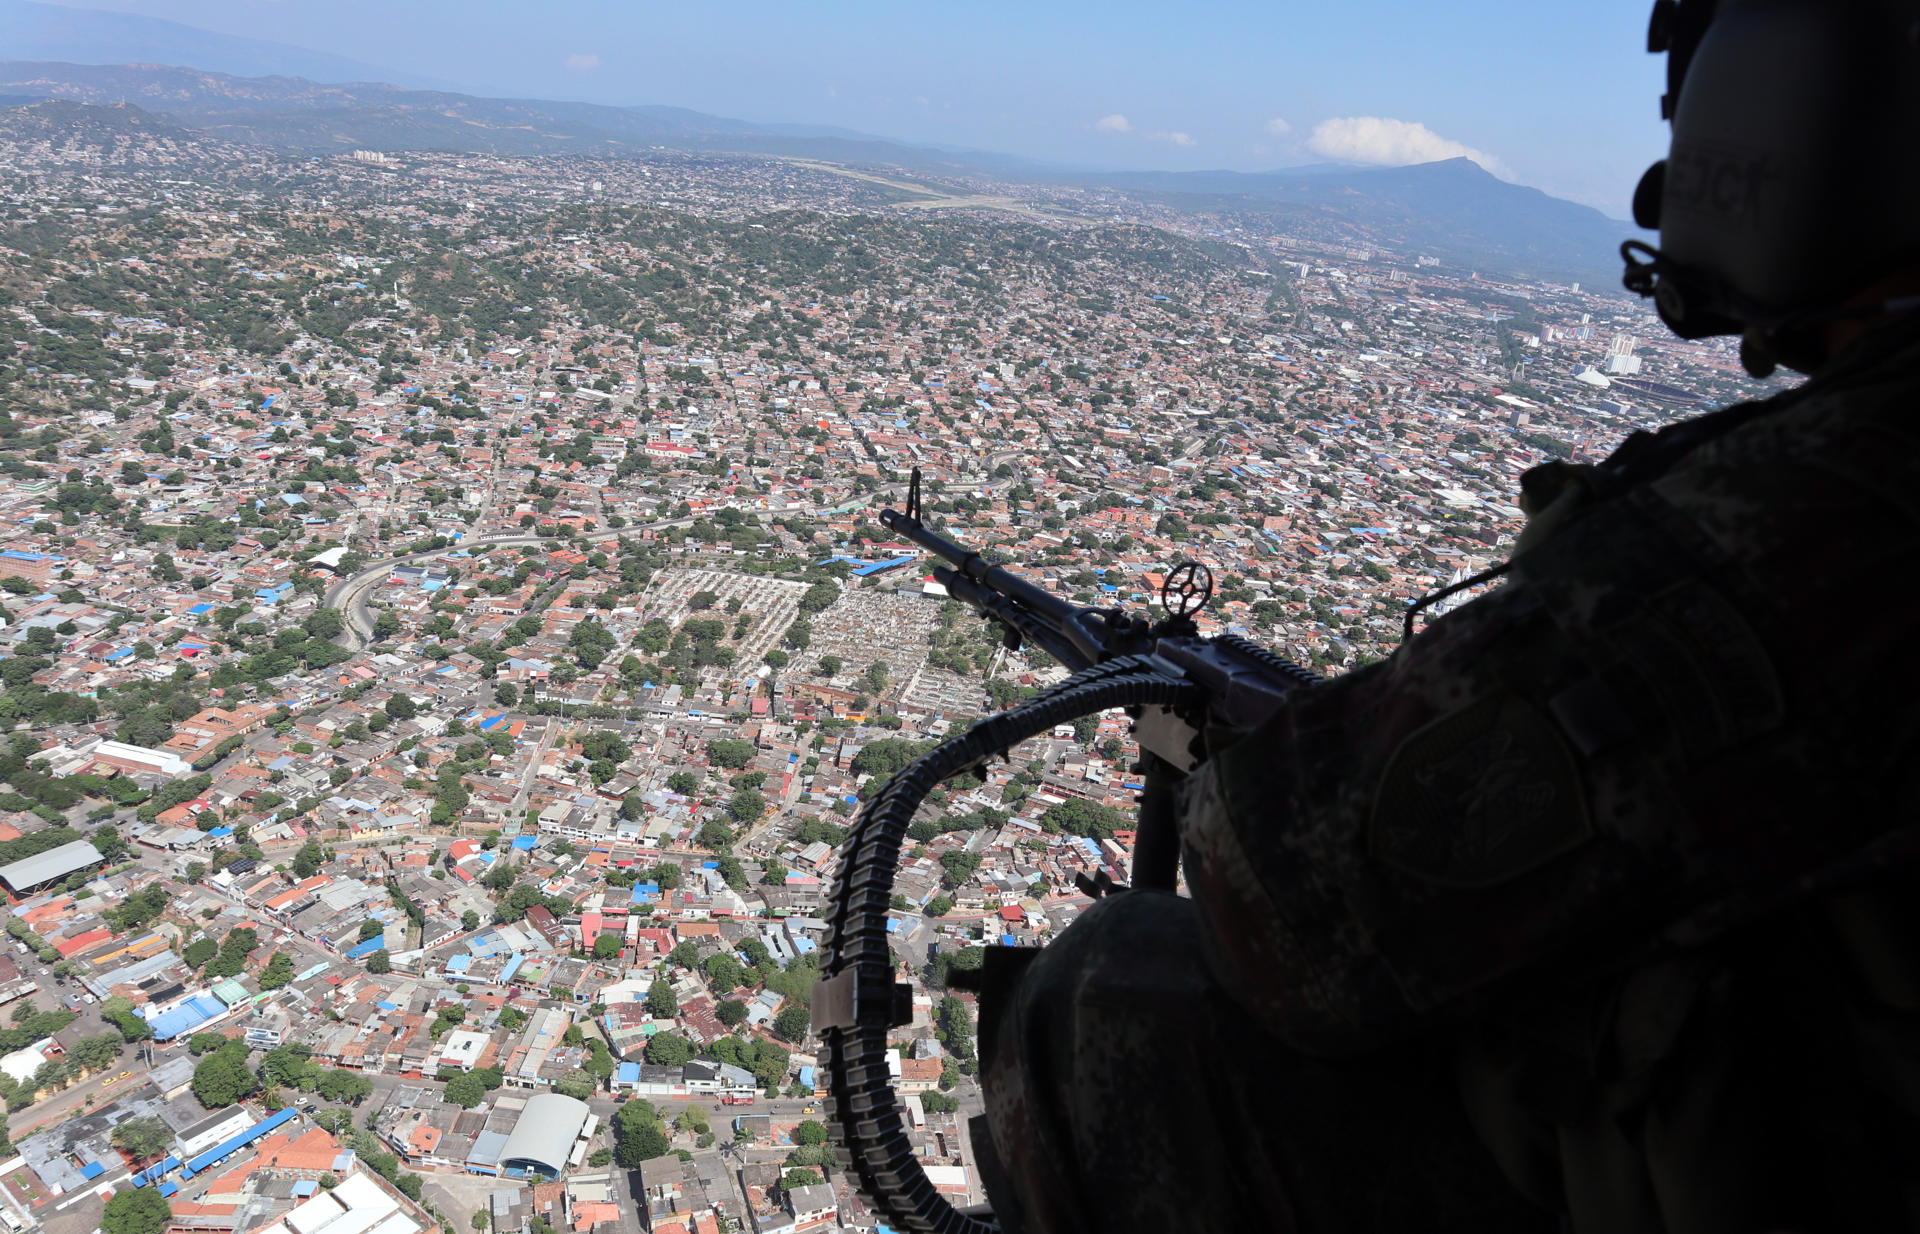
[980,315,1920,1233]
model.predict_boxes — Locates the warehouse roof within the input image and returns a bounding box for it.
[497,1092,590,1176]
[0,840,104,893]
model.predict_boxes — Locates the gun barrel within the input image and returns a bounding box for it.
[879,507,1081,630]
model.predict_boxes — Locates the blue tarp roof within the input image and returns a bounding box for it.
[511,836,536,851]
[80,1162,104,1180]
[500,952,525,984]
[345,936,386,960]
[617,1062,641,1083]
[183,1109,297,1176]
[146,994,225,1041]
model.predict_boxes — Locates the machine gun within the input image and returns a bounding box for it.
[811,469,1322,1233]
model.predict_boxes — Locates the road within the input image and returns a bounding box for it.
[510,718,561,817]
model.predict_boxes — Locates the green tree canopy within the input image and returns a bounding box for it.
[645,978,678,1019]
[111,1115,174,1162]
[190,1044,255,1108]
[706,738,755,770]
[102,1186,172,1234]
[643,1032,693,1066]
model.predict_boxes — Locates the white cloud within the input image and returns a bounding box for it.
[1264,116,1292,137]
[1306,116,1509,177]
[564,53,600,72]
[1149,130,1196,147]
[1094,113,1131,134]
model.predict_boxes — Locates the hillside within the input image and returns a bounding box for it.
[1083,160,1637,286]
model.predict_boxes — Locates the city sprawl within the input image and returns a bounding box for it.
[0,113,1777,1234]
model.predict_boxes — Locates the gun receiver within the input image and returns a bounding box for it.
[813,468,1323,1234]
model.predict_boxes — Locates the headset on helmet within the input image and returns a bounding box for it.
[1623,0,1920,375]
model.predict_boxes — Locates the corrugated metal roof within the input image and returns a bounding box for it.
[0,840,104,892]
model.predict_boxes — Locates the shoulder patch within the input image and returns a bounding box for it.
[1368,694,1590,889]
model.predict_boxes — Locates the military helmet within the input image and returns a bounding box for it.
[1624,0,1920,374]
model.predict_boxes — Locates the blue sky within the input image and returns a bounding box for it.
[55,0,1668,216]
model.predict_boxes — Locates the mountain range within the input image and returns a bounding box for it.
[0,0,1642,288]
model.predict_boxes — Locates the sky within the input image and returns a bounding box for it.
[46,0,1670,216]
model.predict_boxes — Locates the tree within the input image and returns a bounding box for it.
[72,1033,122,1073]
[646,978,678,1018]
[444,1073,486,1109]
[191,1045,255,1108]
[818,654,843,678]
[727,787,765,823]
[384,693,417,721]
[366,949,391,974]
[782,1168,823,1192]
[697,821,733,849]
[462,910,481,932]
[644,1033,692,1066]
[703,952,745,994]
[774,1004,811,1043]
[851,737,930,779]
[292,840,325,879]
[716,999,748,1027]
[101,994,153,1041]
[553,1070,595,1100]
[316,1070,372,1103]
[706,738,754,770]
[373,611,402,640]
[111,1114,174,1163]
[793,1119,829,1146]
[1040,797,1129,839]
[102,1186,172,1234]
[258,952,294,990]
[591,933,622,960]
[614,1100,670,1167]
[940,850,982,885]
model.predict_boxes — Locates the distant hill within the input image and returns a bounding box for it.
[0,58,1638,287]
[0,0,447,89]
[0,60,1054,175]
[0,97,189,140]
[1080,160,1639,287]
